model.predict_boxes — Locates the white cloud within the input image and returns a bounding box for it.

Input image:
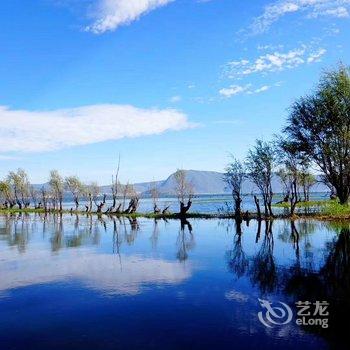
[307,48,327,62]
[85,0,174,34]
[0,248,191,296]
[219,84,252,98]
[255,85,270,93]
[219,84,273,98]
[225,45,326,78]
[0,104,192,153]
[250,0,350,34]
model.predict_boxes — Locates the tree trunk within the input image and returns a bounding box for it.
[254,195,261,219]
[179,200,192,216]
[268,201,273,217]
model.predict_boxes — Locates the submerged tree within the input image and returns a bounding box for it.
[65,176,84,211]
[224,158,245,218]
[284,65,350,204]
[150,182,160,214]
[110,156,121,213]
[123,184,140,214]
[174,169,193,216]
[7,169,31,209]
[49,170,64,211]
[246,140,276,217]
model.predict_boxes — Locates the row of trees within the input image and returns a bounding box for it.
[0,168,194,216]
[225,64,350,218]
[224,140,317,219]
[0,169,140,214]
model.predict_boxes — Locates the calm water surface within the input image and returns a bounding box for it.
[0,214,349,350]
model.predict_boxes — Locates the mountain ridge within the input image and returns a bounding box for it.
[33,169,329,196]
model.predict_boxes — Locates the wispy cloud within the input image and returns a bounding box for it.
[0,104,192,153]
[225,45,326,78]
[170,95,182,103]
[254,85,271,93]
[0,155,20,161]
[250,0,350,34]
[85,0,174,34]
[219,84,252,98]
[219,84,273,98]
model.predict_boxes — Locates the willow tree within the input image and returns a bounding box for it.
[284,65,350,204]
[65,176,84,211]
[246,140,276,217]
[0,181,15,208]
[7,169,31,209]
[49,170,64,211]
[224,158,245,219]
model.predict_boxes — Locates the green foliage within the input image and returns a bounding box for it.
[284,64,350,204]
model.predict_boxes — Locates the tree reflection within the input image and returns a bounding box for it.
[226,228,249,279]
[250,221,277,294]
[176,218,195,262]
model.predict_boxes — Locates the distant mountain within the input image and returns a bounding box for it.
[33,169,330,197]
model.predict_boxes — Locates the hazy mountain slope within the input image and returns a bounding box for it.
[33,170,329,196]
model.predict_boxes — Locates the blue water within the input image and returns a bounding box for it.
[0,214,348,349]
[62,192,331,214]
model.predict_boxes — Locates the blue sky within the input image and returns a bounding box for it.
[0,0,349,184]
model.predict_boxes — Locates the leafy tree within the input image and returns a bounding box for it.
[7,169,31,209]
[299,168,316,202]
[49,170,64,211]
[0,181,15,208]
[224,158,245,218]
[65,176,84,211]
[277,141,303,216]
[284,65,350,204]
[246,140,276,217]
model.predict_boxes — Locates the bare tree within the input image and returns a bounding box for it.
[110,156,121,212]
[224,158,245,219]
[150,182,160,214]
[49,170,64,211]
[65,176,84,211]
[89,182,103,213]
[123,184,140,214]
[174,169,194,216]
[246,140,276,217]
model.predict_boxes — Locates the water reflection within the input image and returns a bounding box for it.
[225,218,350,346]
[176,218,195,262]
[0,214,193,296]
[1,214,349,349]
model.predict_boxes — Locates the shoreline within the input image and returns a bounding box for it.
[1,207,350,221]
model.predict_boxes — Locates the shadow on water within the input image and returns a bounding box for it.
[225,218,350,347]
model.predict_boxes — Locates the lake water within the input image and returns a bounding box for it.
[62,192,331,214]
[0,214,349,349]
